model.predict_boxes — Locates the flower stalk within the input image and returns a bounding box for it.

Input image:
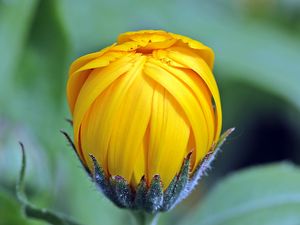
[16,142,83,225]
[131,211,159,225]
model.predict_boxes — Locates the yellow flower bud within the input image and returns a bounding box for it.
[66,30,225,212]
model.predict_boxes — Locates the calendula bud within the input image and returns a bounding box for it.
[66,30,230,213]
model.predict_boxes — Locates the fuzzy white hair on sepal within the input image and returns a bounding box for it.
[175,128,235,205]
[61,128,234,213]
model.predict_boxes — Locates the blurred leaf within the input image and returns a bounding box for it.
[166,1,300,111]
[183,163,300,225]
[0,0,38,76]
[57,0,300,111]
[210,21,300,110]
[15,143,82,225]
[0,0,70,159]
[0,0,38,106]
[0,188,31,225]
[7,0,71,153]
[15,0,69,105]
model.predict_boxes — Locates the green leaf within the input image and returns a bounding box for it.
[183,163,300,225]
[0,189,31,225]
[4,0,71,154]
[57,0,300,111]
[0,0,38,79]
[167,2,300,110]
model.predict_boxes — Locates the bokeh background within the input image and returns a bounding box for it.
[1,0,300,225]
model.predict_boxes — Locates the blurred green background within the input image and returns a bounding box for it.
[1,0,300,225]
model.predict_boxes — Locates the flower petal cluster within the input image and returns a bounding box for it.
[66,30,223,212]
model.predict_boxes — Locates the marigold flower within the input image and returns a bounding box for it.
[66,30,230,212]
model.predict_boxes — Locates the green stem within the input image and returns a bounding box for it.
[16,142,83,225]
[131,211,159,225]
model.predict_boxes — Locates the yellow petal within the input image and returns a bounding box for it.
[73,55,135,152]
[67,49,124,114]
[118,30,172,44]
[166,47,222,143]
[69,44,116,74]
[79,84,115,173]
[67,70,90,114]
[131,141,147,187]
[118,30,214,68]
[150,58,215,148]
[144,59,209,172]
[74,51,128,73]
[108,56,153,183]
[147,83,190,188]
[117,30,177,53]
[169,33,215,69]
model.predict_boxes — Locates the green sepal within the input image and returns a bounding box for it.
[60,130,90,175]
[89,154,114,201]
[109,175,133,208]
[161,175,177,211]
[145,175,163,213]
[161,152,191,211]
[216,127,235,149]
[134,176,147,209]
[187,128,235,197]
[85,128,234,213]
